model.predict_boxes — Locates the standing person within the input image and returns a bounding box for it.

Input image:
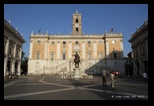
[143,71,147,84]
[110,72,115,88]
[102,70,107,87]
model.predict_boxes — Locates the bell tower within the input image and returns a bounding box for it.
[72,10,82,35]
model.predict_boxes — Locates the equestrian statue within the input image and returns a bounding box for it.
[72,52,81,68]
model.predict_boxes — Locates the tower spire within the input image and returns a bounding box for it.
[76,9,78,14]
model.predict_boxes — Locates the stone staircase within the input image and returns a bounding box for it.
[34,60,104,76]
[34,61,69,75]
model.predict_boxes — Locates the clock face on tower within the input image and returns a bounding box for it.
[75,23,79,27]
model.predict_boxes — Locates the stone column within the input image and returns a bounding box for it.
[56,41,60,59]
[5,38,10,54]
[9,42,14,73]
[134,47,138,75]
[68,41,72,60]
[137,44,141,75]
[93,41,97,59]
[44,40,47,59]
[82,41,85,60]
[145,40,148,61]
[17,46,22,75]
[44,40,48,68]
[11,43,16,73]
[28,40,32,75]
[29,40,33,59]
[120,40,124,58]
[4,38,10,76]
[106,40,109,58]
[4,38,7,76]
[47,40,49,67]
[4,38,7,56]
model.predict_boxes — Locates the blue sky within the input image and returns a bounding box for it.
[4,4,148,57]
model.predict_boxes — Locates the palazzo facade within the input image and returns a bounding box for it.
[129,20,148,76]
[28,10,125,75]
[4,19,26,76]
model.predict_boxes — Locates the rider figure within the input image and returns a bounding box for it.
[74,52,79,60]
[73,52,80,68]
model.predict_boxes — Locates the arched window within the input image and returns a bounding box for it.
[63,53,66,60]
[76,28,78,33]
[51,52,54,60]
[76,19,78,23]
[114,52,117,59]
[99,52,103,59]
[36,52,40,59]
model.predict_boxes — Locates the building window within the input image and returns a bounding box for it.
[88,53,91,60]
[99,41,102,45]
[37,40,41,44]
[76,19,78,23]
[114,52,117,59]
[75,41,79,45]
[36,52,40,59]
[88,41,91,44]
[63,54,66,60]
[51,53,54,60]
[99,53,103,59]
[63,41,66,48]
[76,28,78,33]
[51,41,55,45]
[63,41,66,45]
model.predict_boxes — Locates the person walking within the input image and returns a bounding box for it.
[102,70,107,87]
[110,72,115,88]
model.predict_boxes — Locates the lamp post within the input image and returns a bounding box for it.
[44,66,45,76]
[103,33,107,70]
[69,61,71,73]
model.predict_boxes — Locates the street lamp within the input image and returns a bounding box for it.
[69,61,71,73]
[44,66,45,76]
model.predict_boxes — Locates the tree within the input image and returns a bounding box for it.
[21,51,28,75]
[21,51,25,61]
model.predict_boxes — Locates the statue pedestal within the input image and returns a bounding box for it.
[73,68,81,79]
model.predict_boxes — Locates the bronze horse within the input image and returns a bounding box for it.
[73,52,80,68]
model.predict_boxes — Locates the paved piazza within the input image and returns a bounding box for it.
[4,75,148,100]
